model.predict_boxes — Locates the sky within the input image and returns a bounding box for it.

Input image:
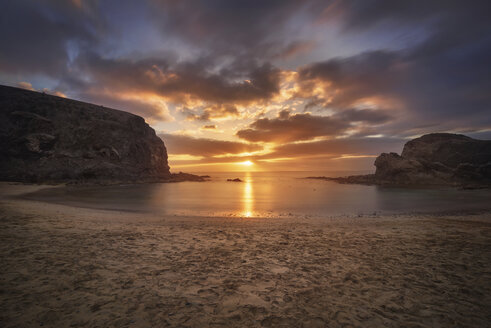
[1,0,491,172]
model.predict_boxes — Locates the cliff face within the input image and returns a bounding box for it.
[0,85,171,183]
[374,133,491,186]
[401,133,491,168]
[318,133,491,187]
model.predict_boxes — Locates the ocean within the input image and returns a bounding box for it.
[21,171,491,218]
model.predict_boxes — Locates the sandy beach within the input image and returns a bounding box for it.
[1,184,490,327]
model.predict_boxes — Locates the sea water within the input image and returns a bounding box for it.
[22,171,491,218]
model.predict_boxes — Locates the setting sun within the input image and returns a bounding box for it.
[238,160,254,166]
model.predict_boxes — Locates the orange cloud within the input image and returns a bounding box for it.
[16,82,66,98]
[17,81,35,91]
[74,54,281,108]
[77,89,174,122]
[182,104,240,121]
[159,133,263,157]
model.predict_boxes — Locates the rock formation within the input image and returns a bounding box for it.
[0,85,173,183]
[374,133,491,185]
[309,133,491,187]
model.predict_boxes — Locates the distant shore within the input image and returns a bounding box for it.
[0,184,490,327]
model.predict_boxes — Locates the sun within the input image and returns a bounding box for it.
[238,160,254,166]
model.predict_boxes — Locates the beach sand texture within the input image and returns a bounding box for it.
[0,186,490,327]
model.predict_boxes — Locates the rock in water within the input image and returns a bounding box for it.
[0,85,171,183]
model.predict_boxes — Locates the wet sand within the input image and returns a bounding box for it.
[0,184,490,327]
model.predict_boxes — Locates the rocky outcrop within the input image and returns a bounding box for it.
[310,133,491,187]
[374,134,491,186]
[0,85,172,183]
[372,152,451,185]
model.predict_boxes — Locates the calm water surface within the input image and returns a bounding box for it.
[24,171,491,218]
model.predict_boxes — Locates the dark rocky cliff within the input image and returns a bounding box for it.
[374,133,491,186]
[309,133,491,187]
[0,85,171,183]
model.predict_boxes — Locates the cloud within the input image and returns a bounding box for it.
[50,52,282,121]
[1,0,491,163]
[297,0,491,135]
[159,133,262,157]
[17,82,35,91]
[69,53,281,106]
[16,81,66,98]
[333,1,469,32]
[236,110,350,143]
[182,104,239,121]
[267,137,405,159]
[148,0,324,60]
[0,1,97,77]
[336,108,392,124]
[165,136,406,169]
[273,41,316,60]
[297,50,403,109]
[297,40,491,135]
[202,125,217,130]
[77,91,174,122]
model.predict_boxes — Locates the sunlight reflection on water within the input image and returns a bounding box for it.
[242,172,254,217]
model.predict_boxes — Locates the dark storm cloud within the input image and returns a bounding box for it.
[332,0,447,30]
[159,133,262,157]
[299,46,491,133]
[334,0,490,33]
[299,44,491,133]
[300,0,491,134]
[69,53,281,105]
[147,0,325,59]
[337,108,392,124]
[0,1,287,121]
[236,110,350,143]
[0,0,98,76]
[298,50,402,109]
[236,108,392,143]
[278,41,316,59]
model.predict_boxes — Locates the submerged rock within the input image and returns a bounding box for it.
[168,172,207,182]
[0,85,172,183]
[227,178,243,182]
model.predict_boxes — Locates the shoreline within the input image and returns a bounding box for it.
[1,185,490,327]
